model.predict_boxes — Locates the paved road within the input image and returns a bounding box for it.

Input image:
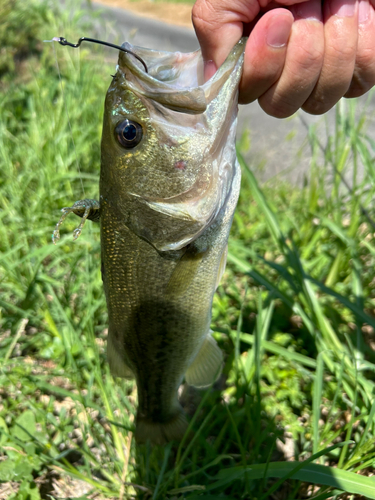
[90,1,375,185]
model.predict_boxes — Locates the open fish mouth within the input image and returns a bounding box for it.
[117,39,245,114]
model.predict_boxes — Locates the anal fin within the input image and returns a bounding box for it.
[185,332,223,388]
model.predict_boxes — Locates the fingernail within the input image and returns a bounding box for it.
[292,2,322,21]
[266,15,292,48]
[330,0,357,17]
[204,60,217,81]
[358,0,370,22]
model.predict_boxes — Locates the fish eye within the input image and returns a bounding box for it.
[115,119,143,148]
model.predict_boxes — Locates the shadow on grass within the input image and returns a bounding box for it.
[131,376,287,500]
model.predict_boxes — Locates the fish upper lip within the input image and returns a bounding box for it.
[114,38,246,115]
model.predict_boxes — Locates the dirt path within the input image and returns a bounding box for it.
[95,0,194,28]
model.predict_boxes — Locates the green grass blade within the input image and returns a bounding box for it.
[238,151,284,250]
[313,352,324,457]
[152,442,172,500]
[208,454,375,498]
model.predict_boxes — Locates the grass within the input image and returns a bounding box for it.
[1,0,375,498]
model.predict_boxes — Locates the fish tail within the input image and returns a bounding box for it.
[135,409,188,445]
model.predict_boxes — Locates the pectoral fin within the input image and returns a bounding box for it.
[185,332,223,388]
[166,246,205,296]
[215,245,228,289]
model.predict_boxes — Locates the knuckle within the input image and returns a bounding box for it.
[345,87,367,98]
[294,43,324,72]
[191,0,204,23]
[356,46,375,70]
[192,0,211,30]
[345,48,375,97]
[192,0,219,31]
[329,39,357,64]
[284,47,323,87]
[302,96,333,115]
[258,94,298,119]
[346,74,375,98]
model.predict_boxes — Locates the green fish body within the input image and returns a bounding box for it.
[53,39,245,444]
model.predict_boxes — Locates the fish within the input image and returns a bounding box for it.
[53,38,245,444]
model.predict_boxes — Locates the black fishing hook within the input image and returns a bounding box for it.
[56,36,148,73]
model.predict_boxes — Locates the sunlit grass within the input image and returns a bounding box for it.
[1,0,375,499]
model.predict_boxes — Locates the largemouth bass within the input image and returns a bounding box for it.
[53,38,245,444]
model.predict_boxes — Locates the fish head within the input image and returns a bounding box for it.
[100,39,245,251]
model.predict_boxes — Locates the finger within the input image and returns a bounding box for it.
[258,0,324,117]
[238,9,294,104]
[192,0,308,80]
[345,0,375,97]
[192,0,260,78]
[303,0,359,115]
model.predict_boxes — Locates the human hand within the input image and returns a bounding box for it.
[192,0,375,117]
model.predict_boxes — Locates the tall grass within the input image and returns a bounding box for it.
[1,1,375,498]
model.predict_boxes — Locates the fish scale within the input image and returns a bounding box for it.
[53,38,245,444]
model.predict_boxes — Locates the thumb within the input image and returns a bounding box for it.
[192,0,261,79]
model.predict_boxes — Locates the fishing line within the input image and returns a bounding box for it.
[44,39,85,197]
[43,36,149,199]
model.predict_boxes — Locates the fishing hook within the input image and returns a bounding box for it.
[55,36,148,73]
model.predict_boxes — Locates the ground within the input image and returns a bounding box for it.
[95,0,194,28]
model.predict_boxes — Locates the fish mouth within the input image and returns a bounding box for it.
[116,38,246,115]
